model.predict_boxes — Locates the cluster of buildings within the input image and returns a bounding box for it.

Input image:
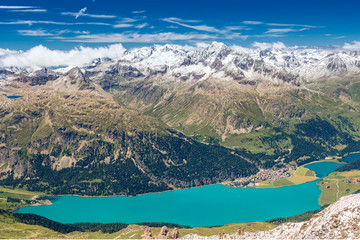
[230,165,295,187]
[343,177,360,184]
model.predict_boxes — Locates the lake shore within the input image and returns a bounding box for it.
[14,182,322,227]
[13,152,359,213]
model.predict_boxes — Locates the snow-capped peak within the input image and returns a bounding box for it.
[2,42,360,84]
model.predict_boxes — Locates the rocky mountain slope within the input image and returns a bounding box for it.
[0,67,257,196]
[77,43,360,162]
[181,193,360,239]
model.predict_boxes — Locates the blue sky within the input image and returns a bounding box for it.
[0,0,359,50]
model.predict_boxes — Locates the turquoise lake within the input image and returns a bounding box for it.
[306,162,345,178]
[341,152,360,163]
[15,160,347,227]
[6,95,23,99]
[16,182,322,227]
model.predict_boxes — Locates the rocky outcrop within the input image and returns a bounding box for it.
[142,226,179,239]
[236,227,244,235]
[51,67,95,92]
[169,228,180,239]
[142,228,153,239]
[15,74,58,86]
[158,226,168,239]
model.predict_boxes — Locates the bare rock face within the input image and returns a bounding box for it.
[290,193,360,239]
[141,228,153,239]
[51,67,95,92]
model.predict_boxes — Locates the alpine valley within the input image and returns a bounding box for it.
[1,42,360,197]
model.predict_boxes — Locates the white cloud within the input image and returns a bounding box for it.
[118,17,138,23]
[17,29,90,37]
[75,7,87,19]
[64,32,217,43]
[248,34,286,38]
[73,30,90,34]
[242,21,263,25]
[10,9,47,12]
[112,18,139,28]
[162,17,223,33]
[252,41,287,50]
[82,13,115,18]
[0,20,111,26]
[343,41,360,50]
[230,45,249,52]
[132,10,145,14]
[0,44,128,67]
[267,23,318,28]
[324,33,345,40]
[241,21,318,28]
[265,28,309,34]
[62,11,116,19]
[17,29,54,36]
[225,26,250,31]
[113,23,133,28]
[135,23,148,29]
[225,33,248,40]
[195,42,211,48]
[0,48,19,57]
[163,17,200,23]
[0,6,36,9]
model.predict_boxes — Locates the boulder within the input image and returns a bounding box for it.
[169,228,179,239]
[157,226,168,239]
[141,228,153,239]
[236,227,244,235]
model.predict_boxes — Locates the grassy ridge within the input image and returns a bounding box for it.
[0,209,277,239]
